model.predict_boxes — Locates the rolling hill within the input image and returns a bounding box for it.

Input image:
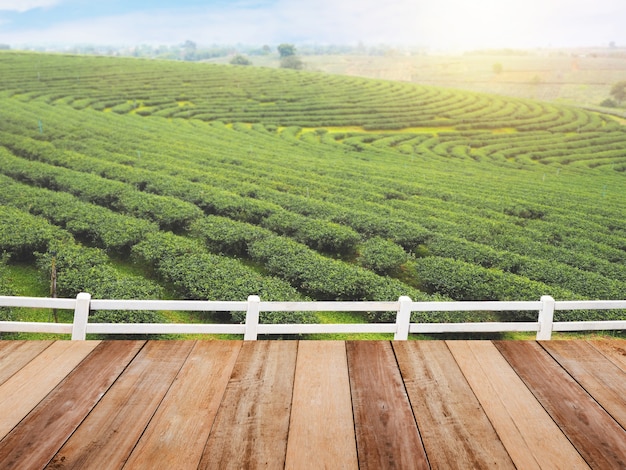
[1,51,625,330]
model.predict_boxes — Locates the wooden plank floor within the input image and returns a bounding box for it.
[0,340,624,469]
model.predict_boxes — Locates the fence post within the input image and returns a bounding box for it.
[394,296,412,341]
[244,295,260,341]
[71,292,91,340]
[537,295,555,340]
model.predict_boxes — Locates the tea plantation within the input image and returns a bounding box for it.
[1,52,625,331]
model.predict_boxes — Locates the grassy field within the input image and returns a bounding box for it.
[0,51,625,339]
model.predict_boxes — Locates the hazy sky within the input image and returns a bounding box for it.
[0,0,624,50]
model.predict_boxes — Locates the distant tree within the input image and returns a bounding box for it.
[609,81,626,104]
[277,43,296,57]
[183,40,197,60]
[492,62,503,74]
[230,54,252,66]
[280,55,304,70]
[262,45,272,55]
[600,98,617,108]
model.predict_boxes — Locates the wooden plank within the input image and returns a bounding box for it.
[393,341,515,469]
[285,341,357,470]
[198,341,298,470]
[589,339,626,372]
[0,340,53,385]
[124,341,242,470]
[448,341,589,469]
[0,340,143,469]
[0,340,100,439]
[541,340,626,429]
[346,341,428,470]
[47,340,195,469]
[495,340,626,469]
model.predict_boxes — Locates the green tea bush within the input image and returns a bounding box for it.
[132,232,313,324]
[331,211,431,251]
[36,241,165,323]
[357,237,409,275]
[247,235,428,304]
[114,190,203,232]
[190,215,270,256]
[0,176,157,254]
[0,206,67,261]
[408,256,582,320]
[261,210,360,254]
[0,146,203,231]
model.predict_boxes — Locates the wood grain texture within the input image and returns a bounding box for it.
[198,341,298,470]
[495,340,626,469]
[124,341,242,470]
[347,341,428,470]
[394,341,515,469]
[0,340,100,439]
[0,340,52,385]
[589,339,626,372]
[541,340,626,429]
[285,341,357,470]
[0,340,143,469]
[448,340,589,470]
[47,340,194,469]
[0,339,623,469]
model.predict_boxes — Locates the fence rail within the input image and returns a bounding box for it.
[1,293,626,340]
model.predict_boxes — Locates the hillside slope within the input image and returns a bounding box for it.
[1,52,625,327]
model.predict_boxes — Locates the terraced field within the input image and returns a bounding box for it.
[1,52,625,331]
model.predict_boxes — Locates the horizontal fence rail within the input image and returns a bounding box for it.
[1,294,626,340]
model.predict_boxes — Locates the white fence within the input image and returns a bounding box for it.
[1,293,626,341]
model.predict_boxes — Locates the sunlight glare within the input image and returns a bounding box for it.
[415,0,544,49]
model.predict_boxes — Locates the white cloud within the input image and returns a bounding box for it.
[0,0,624,49]
[0,0,62,12]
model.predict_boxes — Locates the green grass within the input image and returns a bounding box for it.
[5,263,49,297]
[301,310,393,340]
[4,263,72,323]
[0,263,73,339]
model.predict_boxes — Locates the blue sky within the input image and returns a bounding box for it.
[0,0,624,50]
